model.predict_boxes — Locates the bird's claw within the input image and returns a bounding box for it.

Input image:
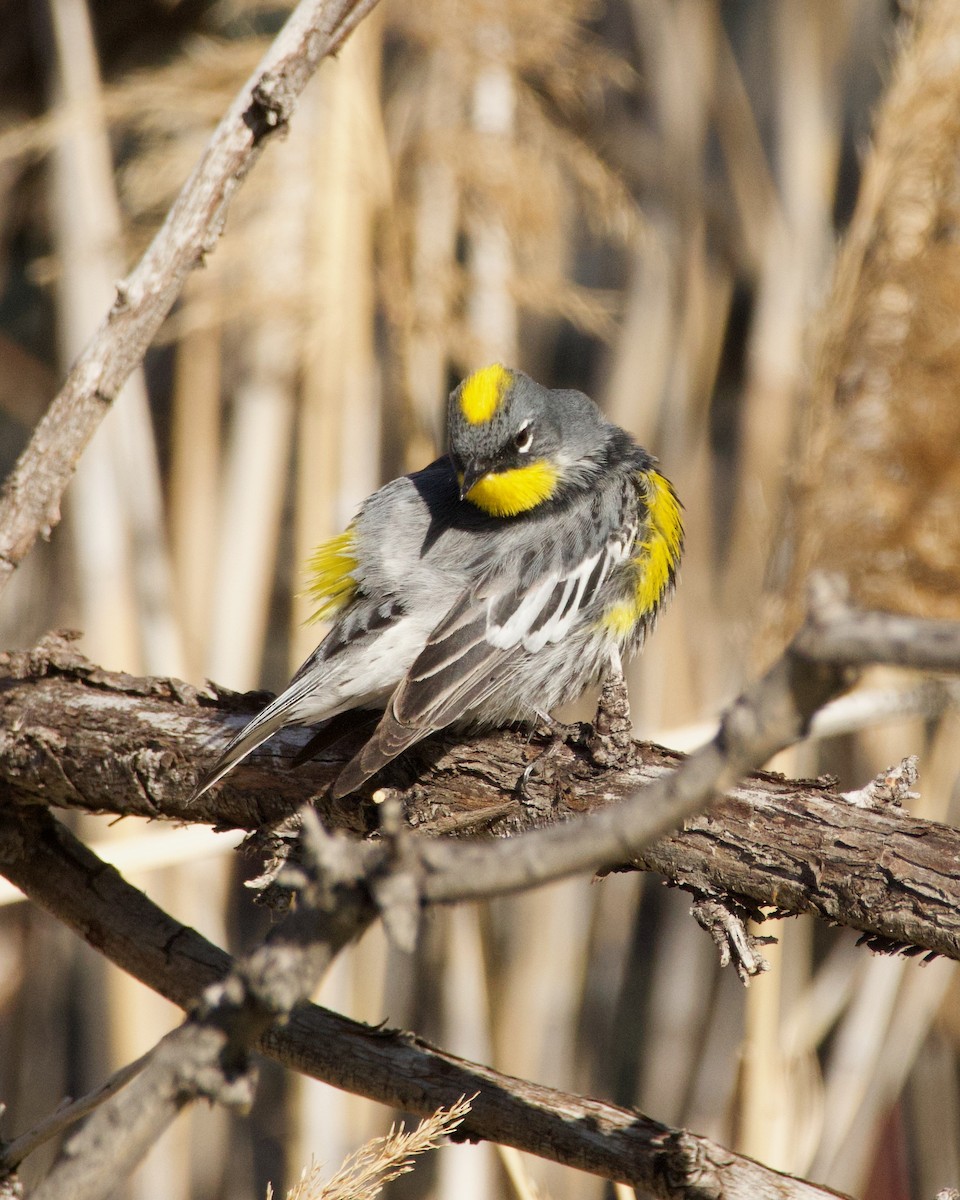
[516,738,563,807]
[515,715,583,806]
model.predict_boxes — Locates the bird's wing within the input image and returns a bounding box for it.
[332,532,629,798]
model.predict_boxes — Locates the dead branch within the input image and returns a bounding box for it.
[27,805,377,1200]
[1,1054,149,1173]
[3,616,960,963]
[0,802,850,1200]
[0,0,380,599]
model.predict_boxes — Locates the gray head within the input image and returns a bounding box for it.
[446,365,618,517]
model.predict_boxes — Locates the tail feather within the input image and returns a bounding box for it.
[290,709,379,768]
[192,701,301,799]
[330,709,425,800]
[330,632,521,799]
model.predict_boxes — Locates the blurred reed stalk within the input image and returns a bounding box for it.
[606,0,722,739]
[466,16,519,367]
[436,907,497,1200]
[397,44,463,469]
[47,0,185,679]
[721,0,849,661]
[203,129,305,692]
[290,12,389,668]
[169,275,223,680]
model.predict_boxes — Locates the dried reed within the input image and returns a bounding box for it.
[269,1097,471,1200]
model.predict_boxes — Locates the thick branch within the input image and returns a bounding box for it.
[0,0,379,597]
[0,803,849,1200]
[3,630,960,961]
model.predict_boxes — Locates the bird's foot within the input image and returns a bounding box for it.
[587,648,634,768]
[515,713,584,807]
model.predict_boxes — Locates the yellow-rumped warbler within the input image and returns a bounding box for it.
[196,364,683,799]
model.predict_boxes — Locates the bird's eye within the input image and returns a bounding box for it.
[514,424,533,453]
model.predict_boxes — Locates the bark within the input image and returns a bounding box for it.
[1,631,957,963]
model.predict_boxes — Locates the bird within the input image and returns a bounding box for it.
[194,364,683,801]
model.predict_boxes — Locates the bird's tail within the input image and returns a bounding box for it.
[192,694,304,799]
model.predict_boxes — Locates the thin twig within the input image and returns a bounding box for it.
[1,1052,150,1170]
[0,0,380,599]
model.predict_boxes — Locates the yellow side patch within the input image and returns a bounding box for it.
[459,363,512,425]
[601,600,637,638]
[464,460,559,517]
[601,470,683,636]
[304,526,358,623]
[633,470,683,615]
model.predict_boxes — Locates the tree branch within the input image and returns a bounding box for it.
[0,802,850,1200]
[25,803,378,1200]
[0,0,380,598]
[3,615,960,963]
[4,587,951,1195]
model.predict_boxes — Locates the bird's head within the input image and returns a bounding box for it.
[447,365,612,517]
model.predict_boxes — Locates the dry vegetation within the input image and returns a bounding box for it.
[0,1,959,1199]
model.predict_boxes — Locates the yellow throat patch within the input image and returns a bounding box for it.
[601,470,683,636]
[459,363,512,424]
[305,526,358,623]
[463,460,560,517]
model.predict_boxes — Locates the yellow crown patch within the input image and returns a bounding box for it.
[459,363,512,425]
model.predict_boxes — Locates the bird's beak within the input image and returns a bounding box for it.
[458,460,489,501]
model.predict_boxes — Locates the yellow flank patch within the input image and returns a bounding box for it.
[464,460,559,517]
[601,469,683,636]
[459,363,512,425]
[633,470,683,614]
[600,600,637,637]
[304,526,358,623]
